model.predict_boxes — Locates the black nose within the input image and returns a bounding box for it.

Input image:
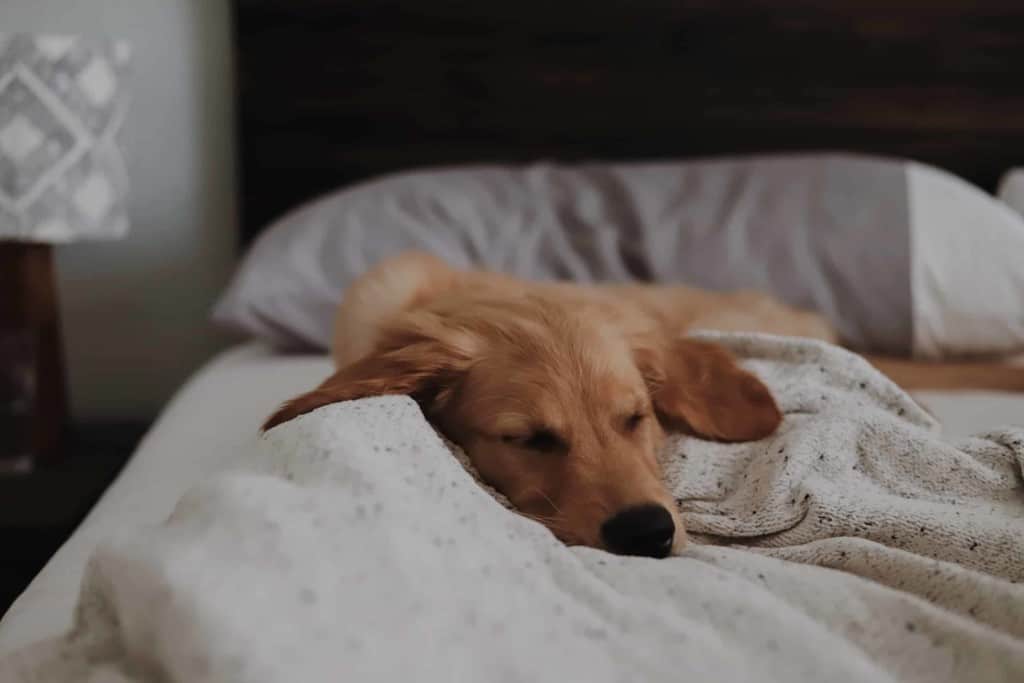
[601,504,675,558]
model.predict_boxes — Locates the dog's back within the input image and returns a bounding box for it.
[333,252,836,361]
[334,251,1024,392]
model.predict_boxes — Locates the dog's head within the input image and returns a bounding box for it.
[264,295,781,558]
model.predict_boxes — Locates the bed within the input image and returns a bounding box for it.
[0,342,1022,674]
[3,0,1024,678]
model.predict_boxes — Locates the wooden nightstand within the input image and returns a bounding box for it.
[0,421,148,613]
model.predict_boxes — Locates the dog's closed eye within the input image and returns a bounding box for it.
[624,411,647,432]
[502,429,566,454]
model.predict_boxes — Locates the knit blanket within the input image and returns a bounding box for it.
[3,334,1023,682]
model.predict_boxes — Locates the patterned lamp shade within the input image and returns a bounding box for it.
[0,33,131,242]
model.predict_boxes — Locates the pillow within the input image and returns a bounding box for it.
[212,154,1024,358]
[908,163,1024,357]
[998,168,1024,217]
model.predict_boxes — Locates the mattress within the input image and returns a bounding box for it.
[1,342,1022,657]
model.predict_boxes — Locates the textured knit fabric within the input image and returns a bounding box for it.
[3,334,1022,682]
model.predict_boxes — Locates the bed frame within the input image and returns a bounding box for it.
[233,0,1024,244]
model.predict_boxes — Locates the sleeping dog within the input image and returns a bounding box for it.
[264,252,1024,558]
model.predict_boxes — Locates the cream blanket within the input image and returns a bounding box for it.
[3,334,1022,682]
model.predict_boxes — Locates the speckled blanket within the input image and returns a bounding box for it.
[3,334,1023,682]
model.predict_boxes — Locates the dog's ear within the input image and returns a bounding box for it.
[633,337,781,442]
[263,312,478,431]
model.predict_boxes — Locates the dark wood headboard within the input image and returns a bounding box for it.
[234,0,1024,243]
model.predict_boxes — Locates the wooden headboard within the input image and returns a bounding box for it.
[234,0,1024,243]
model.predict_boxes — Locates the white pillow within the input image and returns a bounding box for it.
[908,162,1024,357]
[997,168,1024,217]
[213,154,1024,359]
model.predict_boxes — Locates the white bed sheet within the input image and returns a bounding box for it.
[1,342,1022,657]
[0,343,331,657]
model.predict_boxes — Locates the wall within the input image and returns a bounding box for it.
[1,0,238,421]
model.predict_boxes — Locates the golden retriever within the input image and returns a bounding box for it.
[263,252,1024,558]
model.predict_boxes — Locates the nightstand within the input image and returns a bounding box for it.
[0,421,148,613]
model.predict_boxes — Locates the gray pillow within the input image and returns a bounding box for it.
[212,154,1024,357]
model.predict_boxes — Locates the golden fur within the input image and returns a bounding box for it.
[264,252,1024,556]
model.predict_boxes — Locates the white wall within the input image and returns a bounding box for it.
[1,0,238,420]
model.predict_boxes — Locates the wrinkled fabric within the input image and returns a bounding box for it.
[4,334,1023,683]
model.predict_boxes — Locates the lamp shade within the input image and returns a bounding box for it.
[0,33,130,242]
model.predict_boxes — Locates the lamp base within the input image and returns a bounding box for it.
[0,242,68,468]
